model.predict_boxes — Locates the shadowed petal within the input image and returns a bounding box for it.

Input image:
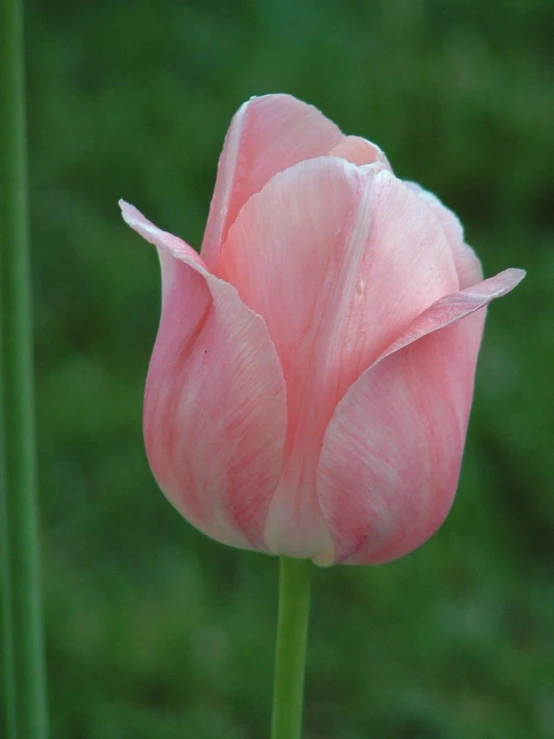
[329,135,392,169]
[405,182,483,289]
[120,201,287,551]
[317,268,525,565]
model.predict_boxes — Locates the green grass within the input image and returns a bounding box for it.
[1,0,553,736]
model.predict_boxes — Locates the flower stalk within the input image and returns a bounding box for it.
[271,557,312,739]
[0,0,49,736]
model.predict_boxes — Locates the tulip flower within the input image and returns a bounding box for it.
[120,93,524,739]
[120,94,524,567]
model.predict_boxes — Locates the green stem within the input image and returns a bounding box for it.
[0,0,49,736]
[271,557,312,739]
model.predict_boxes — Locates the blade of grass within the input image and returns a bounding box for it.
[0,0,49,736]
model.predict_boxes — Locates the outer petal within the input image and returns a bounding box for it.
[120,201,287,551]
[317,268,525,565]
[405,181,483,289]
[217,158,459,560]
[201,94,344,270]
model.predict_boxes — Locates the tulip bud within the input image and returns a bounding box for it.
[120,94,524,565]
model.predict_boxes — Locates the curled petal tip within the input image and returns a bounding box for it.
[119,200,205,269]
[468,267,526,300]
[503,267,526,286]
[118,198,152,232]
[118,198,137,217]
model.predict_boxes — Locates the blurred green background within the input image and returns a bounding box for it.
[2,0,553,736]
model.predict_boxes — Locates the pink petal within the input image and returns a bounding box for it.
[329,135,392,169]
[119,201,287,551]
[317,268,525,565]
[405,182,483,289]
[217,158,459,560]
[200,94,344,270]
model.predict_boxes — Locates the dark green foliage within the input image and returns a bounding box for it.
[2,0,552,736]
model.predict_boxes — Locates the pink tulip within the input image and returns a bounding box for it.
[120,94,524,566]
